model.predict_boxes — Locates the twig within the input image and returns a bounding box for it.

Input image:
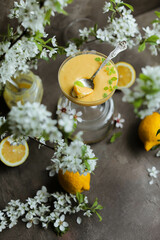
[29,137,54,151]
[0,30,27,62]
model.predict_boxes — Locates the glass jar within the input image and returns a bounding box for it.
[3,71,43,109]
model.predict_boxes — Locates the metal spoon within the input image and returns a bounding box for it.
[7,79,27,92]
[73,41,127,92]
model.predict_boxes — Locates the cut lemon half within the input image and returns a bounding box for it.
[73,84,93,98]
[115,62,136,89]
[0,137,29,167]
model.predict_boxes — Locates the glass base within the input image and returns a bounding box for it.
[58,96,114,144]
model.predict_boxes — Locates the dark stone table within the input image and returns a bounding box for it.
[0,1,160,239]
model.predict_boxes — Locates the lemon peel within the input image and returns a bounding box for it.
[138,112,160,151]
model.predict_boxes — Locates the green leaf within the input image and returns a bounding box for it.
[76,192,84,204]
[155,11,160,18]
[74,81,84,87]
[34,41,42,51]
[103,93,108,98]
[95,57,101,62]
[71,37,84,47]
[106,67,109,71]
[84,160,91,171]
[111,77,117,81]
[92,198,98,208]
[139,73,153,83]
[67,0,73,3]
[156,129,160,136]
[81,145,87,158]
[95,211,102,222]
[113,86,118,90]
[44,9,52,25]
[108,79,113,85]
[141,86,160,94]
[133,98,143,108]
[151,19,160,24]
[95,204,103,210]
[34,37,45,44]
[122,3,134,11]
[138,42,146,52]
[146,35,159,44]
[110,132,122,143]
[34,31,44,38]
[104,86,109,91]
[54,1,68,15]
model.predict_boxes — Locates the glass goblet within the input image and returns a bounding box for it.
[58,51,118,144]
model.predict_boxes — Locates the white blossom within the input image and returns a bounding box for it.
[148,166,160,185]
[35,186,50,203]
[8,102,62,142]
[142,21,160,56]
[0,220,7,232]
[83,210,92,217]
[54,215,68,232]
[51,36,57,47]
[103,1,111,13]
[122,65,160,118]
[70,109,82,123]
[79,27,90,39]
[58,114,74,133]
[0,38,39,86]
[111,113,125,128]
[65,43,79,57]
[148,166,160,178]
[156,150,160,157]
[47,139,97,175]
[56,98,71,116]
[22,211,39,228]
[93,1,141,48]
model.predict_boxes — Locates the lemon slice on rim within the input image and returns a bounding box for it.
[116,62,136,89]
[0,136,29,167]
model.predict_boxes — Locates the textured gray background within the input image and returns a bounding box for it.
[0,0,160,240]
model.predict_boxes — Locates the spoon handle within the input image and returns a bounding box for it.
[7,79,19,88]
[90,41,127,81]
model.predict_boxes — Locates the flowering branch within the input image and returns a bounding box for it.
[67,0,140,51]
[138,11,160,55]
[122,66,160,119]
[0,186,103,235]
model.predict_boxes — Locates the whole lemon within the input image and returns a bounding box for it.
[58,169,90,194]
[138,112,160,151]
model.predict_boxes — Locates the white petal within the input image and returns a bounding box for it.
[77,217,82,224]
[26,222,32,228]
[33,219,39,225]
[149,179,154,185]
[63,221,68,227]
[54,220,59,228]
[59,225,65,232]
[60,215,65,221]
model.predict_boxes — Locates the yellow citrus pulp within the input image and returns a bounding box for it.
[115,62,136,89]
[73,84,94,98]
[0,137,29,167]
[138,112,160,151]
[58,169,91,194]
